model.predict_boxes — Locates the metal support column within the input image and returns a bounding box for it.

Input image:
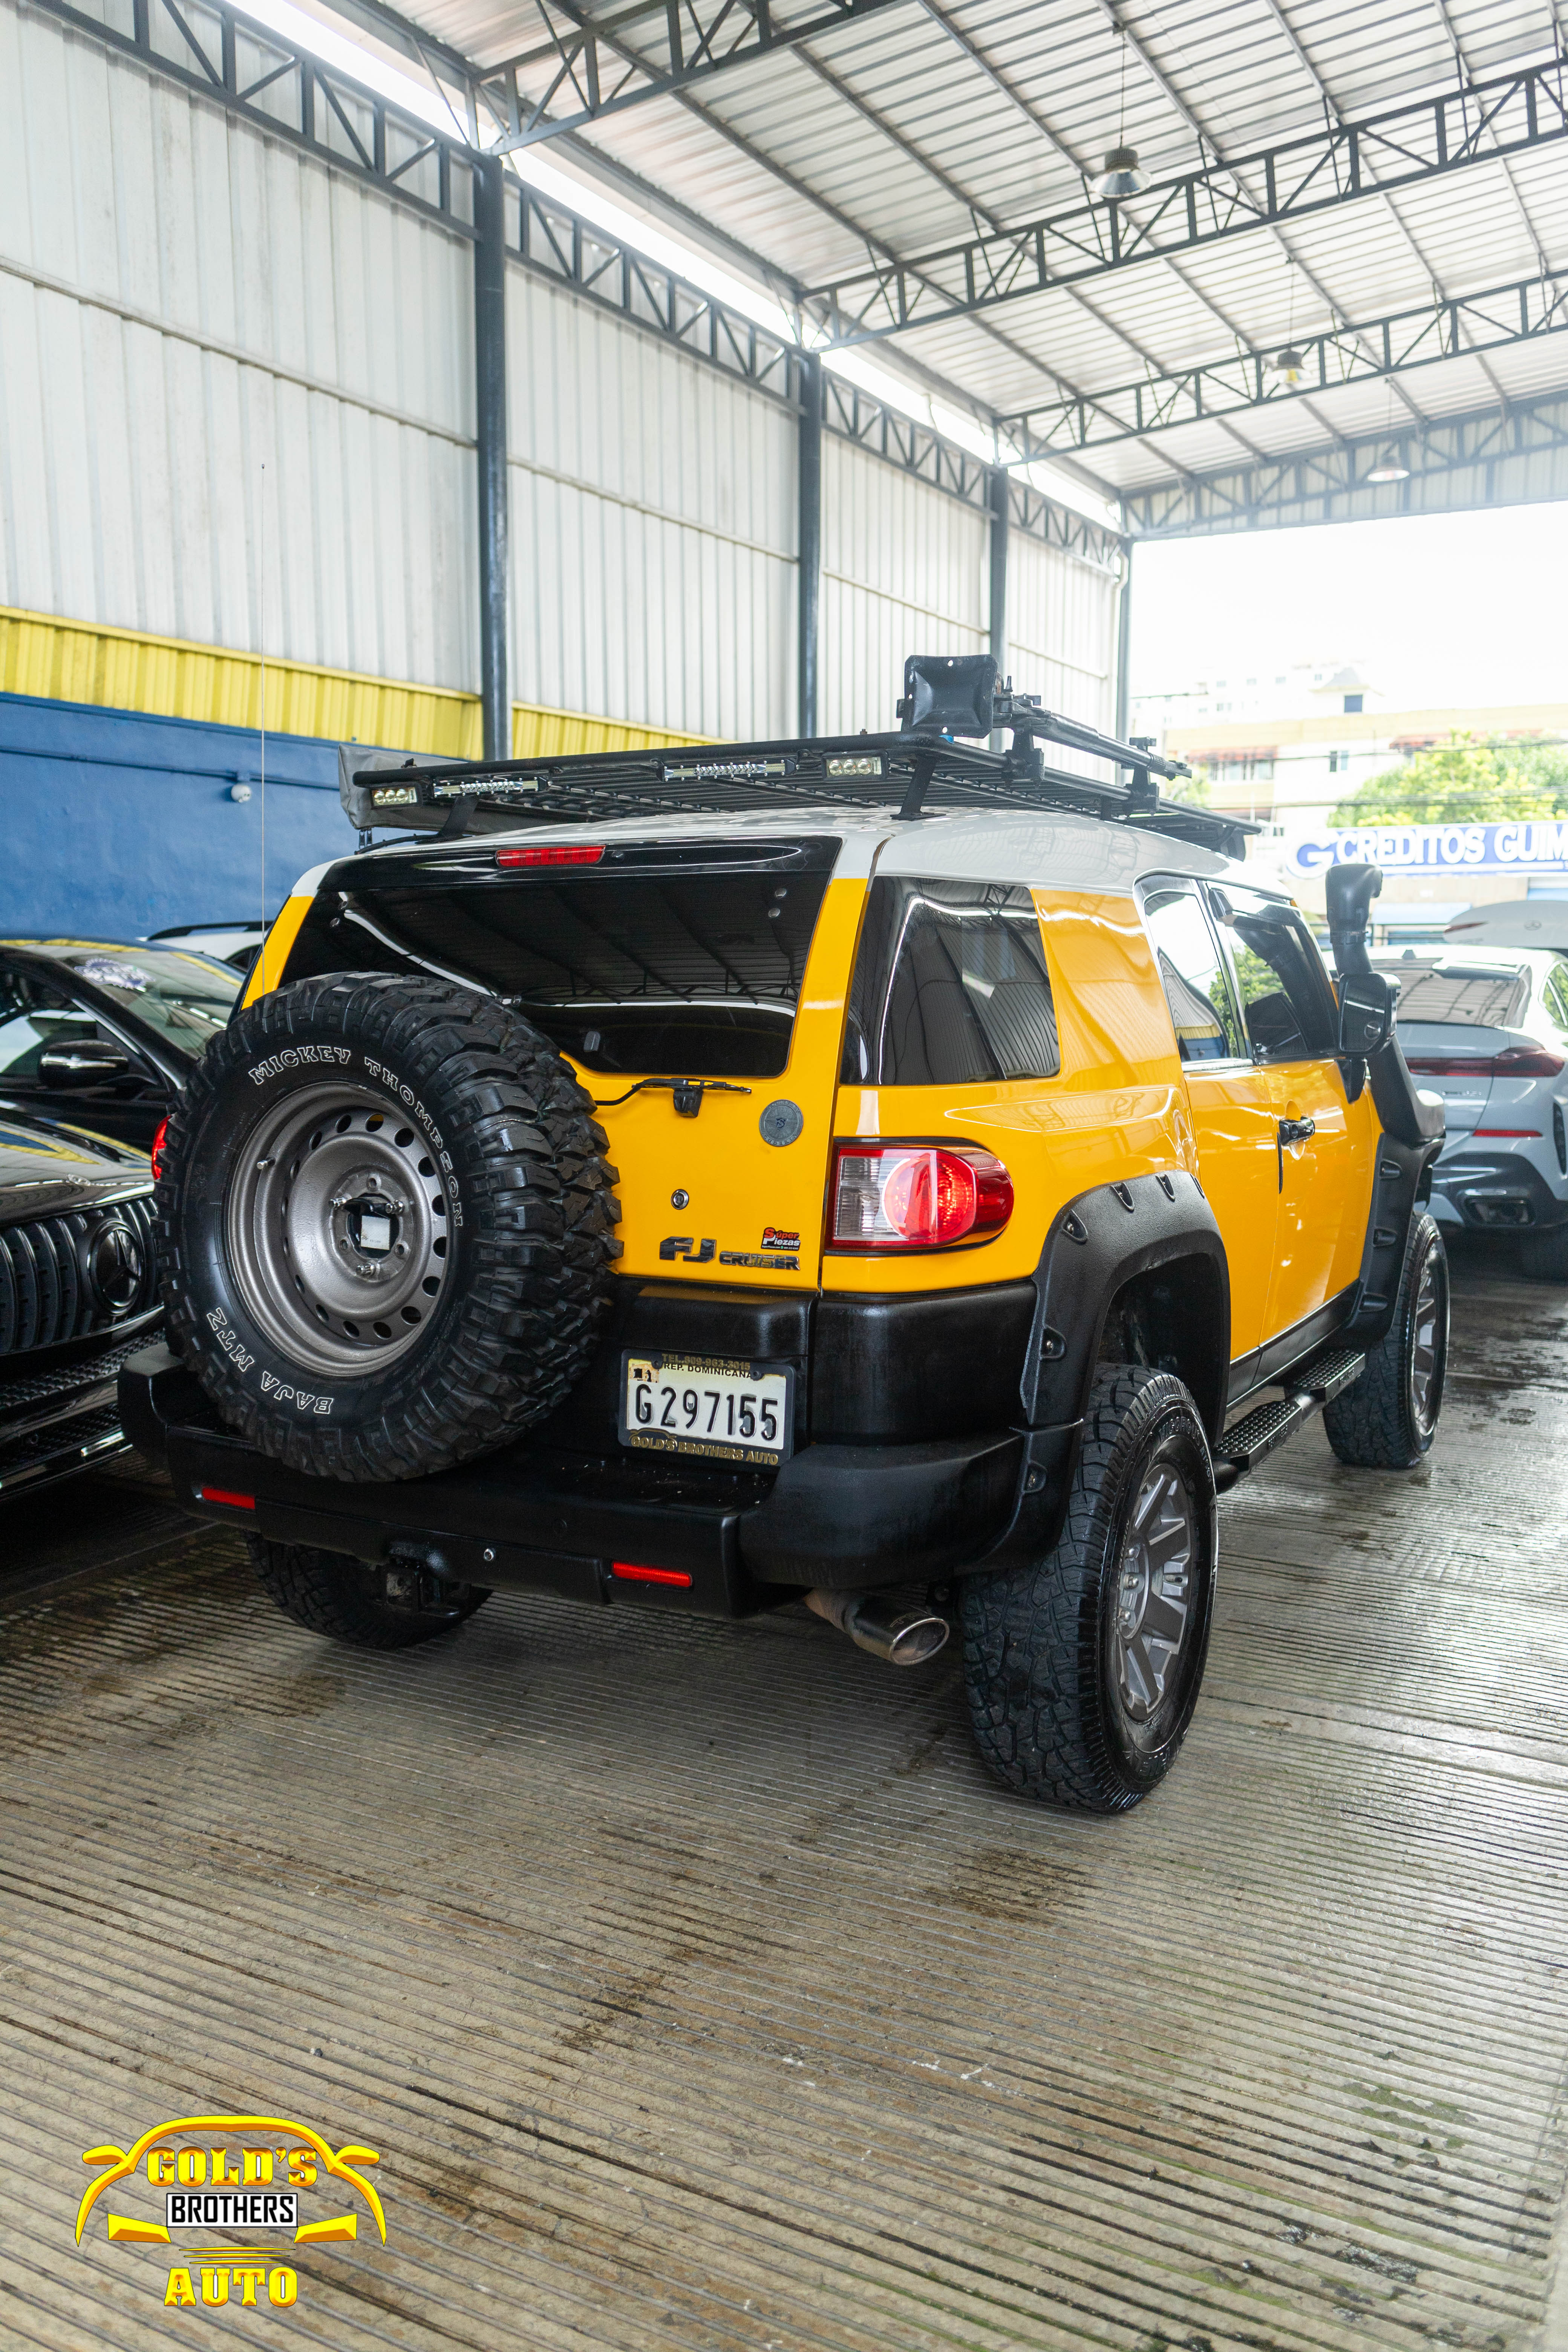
[988,464,1009,748]
[798,353,823,738]
[474,155,510,762]
[1114,537,1134,743]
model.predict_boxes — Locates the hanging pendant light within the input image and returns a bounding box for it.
[1092,38,1148,200]
[1092,144,1150,198]
[1366,446,1410,483]
[1271,345,1306,384]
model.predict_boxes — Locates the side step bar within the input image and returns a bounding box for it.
[1213,1347,1365,1493]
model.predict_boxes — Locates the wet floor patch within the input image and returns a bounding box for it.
[2,1260,1567,2349]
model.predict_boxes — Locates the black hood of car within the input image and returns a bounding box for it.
[0,1103,152,1227]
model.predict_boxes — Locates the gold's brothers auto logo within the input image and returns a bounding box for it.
[75,2113,386,2312]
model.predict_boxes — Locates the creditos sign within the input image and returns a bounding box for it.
[1285,821,1568,878]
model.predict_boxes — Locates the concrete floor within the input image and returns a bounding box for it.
[3,1240,1566,2351]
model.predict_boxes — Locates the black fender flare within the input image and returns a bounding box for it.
[1019,1170,1230,1445]
[963,1171,1230,1579]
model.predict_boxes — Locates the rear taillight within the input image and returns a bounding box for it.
[830,1142,1013,1250]
[150,1114,169,1182]
[1406,1046,1566,1078]
[496,844,604,868]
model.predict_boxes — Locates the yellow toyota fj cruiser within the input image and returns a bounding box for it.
[125,657,1447,1812]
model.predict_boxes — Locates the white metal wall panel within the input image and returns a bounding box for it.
[0,0,475,687]
[506,271,796,738]
[1005,532,1120,735]
[819,435,989,736]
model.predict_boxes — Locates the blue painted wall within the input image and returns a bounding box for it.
[0,692,365,940]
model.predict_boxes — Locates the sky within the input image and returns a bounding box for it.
[1129,502,1568,714]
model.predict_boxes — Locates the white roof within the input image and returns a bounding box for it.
[339,801,1253,896]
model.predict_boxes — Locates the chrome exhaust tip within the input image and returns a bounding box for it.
[805,1587,951,1667]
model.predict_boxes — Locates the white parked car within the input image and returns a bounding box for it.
[1372,940,1568,1277]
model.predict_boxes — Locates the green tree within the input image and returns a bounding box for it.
[1331,732,1568,827]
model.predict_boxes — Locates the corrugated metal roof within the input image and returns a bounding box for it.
[315,0,1568,508]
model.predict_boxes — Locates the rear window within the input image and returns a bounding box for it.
[306,842,836,1078]
[1381,963,1529,1028]
[842,879,1059,1085]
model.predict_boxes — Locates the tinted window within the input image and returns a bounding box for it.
[0,968,96,1079]
[1377,963,1530,1029]
[55,948,240,1051]
[1211,887,1336,1060]
[322,853,833,1078]
[1142,885,1244,1062]
[843,879,1058,1086]
[1544,965,1568,1040]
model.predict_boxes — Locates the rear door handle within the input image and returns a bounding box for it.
[1276,1115,1316,1190]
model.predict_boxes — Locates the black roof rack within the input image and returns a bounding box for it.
[339,656,1258,864]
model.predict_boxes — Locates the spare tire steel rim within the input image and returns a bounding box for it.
[226,1084,451,1376]
[1109,1458,1196,1744]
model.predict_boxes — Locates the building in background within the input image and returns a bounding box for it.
[1132,664,1568,940]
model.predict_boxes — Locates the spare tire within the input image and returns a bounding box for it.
[157,972,620,1481]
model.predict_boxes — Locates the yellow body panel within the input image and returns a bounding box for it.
[573,876,868,1288]
[1266,1060,1378,1336]
[241,895,315,1007]
[824,890,1191,1293]
[1181,1067,1280,1359]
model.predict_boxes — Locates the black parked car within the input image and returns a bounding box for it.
[0,941,243,1151]
[0,1106,161,1499]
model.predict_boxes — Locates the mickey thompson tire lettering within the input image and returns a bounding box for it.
[156,972,622,1482]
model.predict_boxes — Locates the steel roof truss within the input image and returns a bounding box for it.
[1001,274,1568,454]
[804,59,1568,341]
[483,0,912,148]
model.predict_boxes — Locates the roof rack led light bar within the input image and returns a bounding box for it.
[339,657,1254,861]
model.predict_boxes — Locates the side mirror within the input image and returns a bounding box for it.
[38,1039,132,1088]
[1337,969,1393,1058]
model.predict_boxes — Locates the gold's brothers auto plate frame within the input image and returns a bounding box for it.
[619,1352,795,1468]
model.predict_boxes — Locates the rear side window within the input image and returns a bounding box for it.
[1381,964,1530,1028]
[842,879,1058,1085]
[1141,884,1244,1061]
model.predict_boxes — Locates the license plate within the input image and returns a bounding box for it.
[620,1352,794,1467]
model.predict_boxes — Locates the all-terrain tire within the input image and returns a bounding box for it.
[248,1536,488,1649]
[1322,1211,1447,1468]
[959,1365,1218,1813]
[157,973,621,1481]
[1519,1223,1568,1282]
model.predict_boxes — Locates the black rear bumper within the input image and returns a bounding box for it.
[121,1344,1046,1617]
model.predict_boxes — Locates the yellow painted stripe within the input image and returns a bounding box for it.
[0,607,705,760]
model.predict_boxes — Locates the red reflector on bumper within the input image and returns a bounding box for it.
[196,1487,256,1510]
[611,1561,692,1586]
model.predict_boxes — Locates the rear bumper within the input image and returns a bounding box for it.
[1429,1150,1568,1231]
[122,1346,1042,1615]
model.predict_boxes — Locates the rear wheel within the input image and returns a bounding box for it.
[249,1536,489,1649]
[959,1365,1217,1813]
[1323,1211,1448,1468]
